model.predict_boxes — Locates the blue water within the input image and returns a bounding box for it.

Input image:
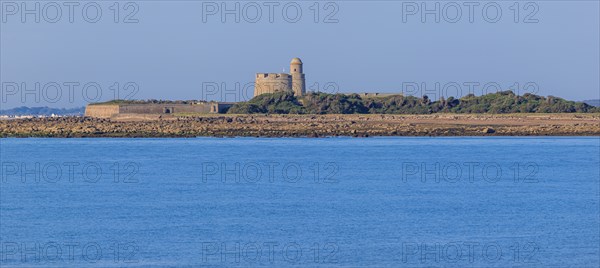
[0,137,599,267]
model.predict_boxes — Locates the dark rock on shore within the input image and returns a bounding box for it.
[1,114,598,138]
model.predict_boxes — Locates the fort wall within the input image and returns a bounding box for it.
[118,104,214,114]
[254,73,292,97]
[85,102,233,118]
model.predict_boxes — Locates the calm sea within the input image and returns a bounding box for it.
[1,137,599,267]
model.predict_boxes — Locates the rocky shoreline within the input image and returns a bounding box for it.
[1,114,599,138]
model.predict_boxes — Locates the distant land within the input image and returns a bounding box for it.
[2,91,599,137]
[2,94,598,117]
[0,106,85,116]
[83,91,599,119]
[583,99,600,107]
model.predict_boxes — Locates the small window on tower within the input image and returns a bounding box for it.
[294,69,296,71]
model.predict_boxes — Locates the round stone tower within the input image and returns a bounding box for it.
[290,57,306,96]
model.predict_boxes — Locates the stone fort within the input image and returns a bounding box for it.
[254,58,306,97]
[85,58,307,118]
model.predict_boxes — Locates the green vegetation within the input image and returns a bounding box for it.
[227,91,600,114]
[227,92,305,114]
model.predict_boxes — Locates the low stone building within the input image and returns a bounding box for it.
[85,102,233,118]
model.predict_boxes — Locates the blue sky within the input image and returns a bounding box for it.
[1,1,599,108]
